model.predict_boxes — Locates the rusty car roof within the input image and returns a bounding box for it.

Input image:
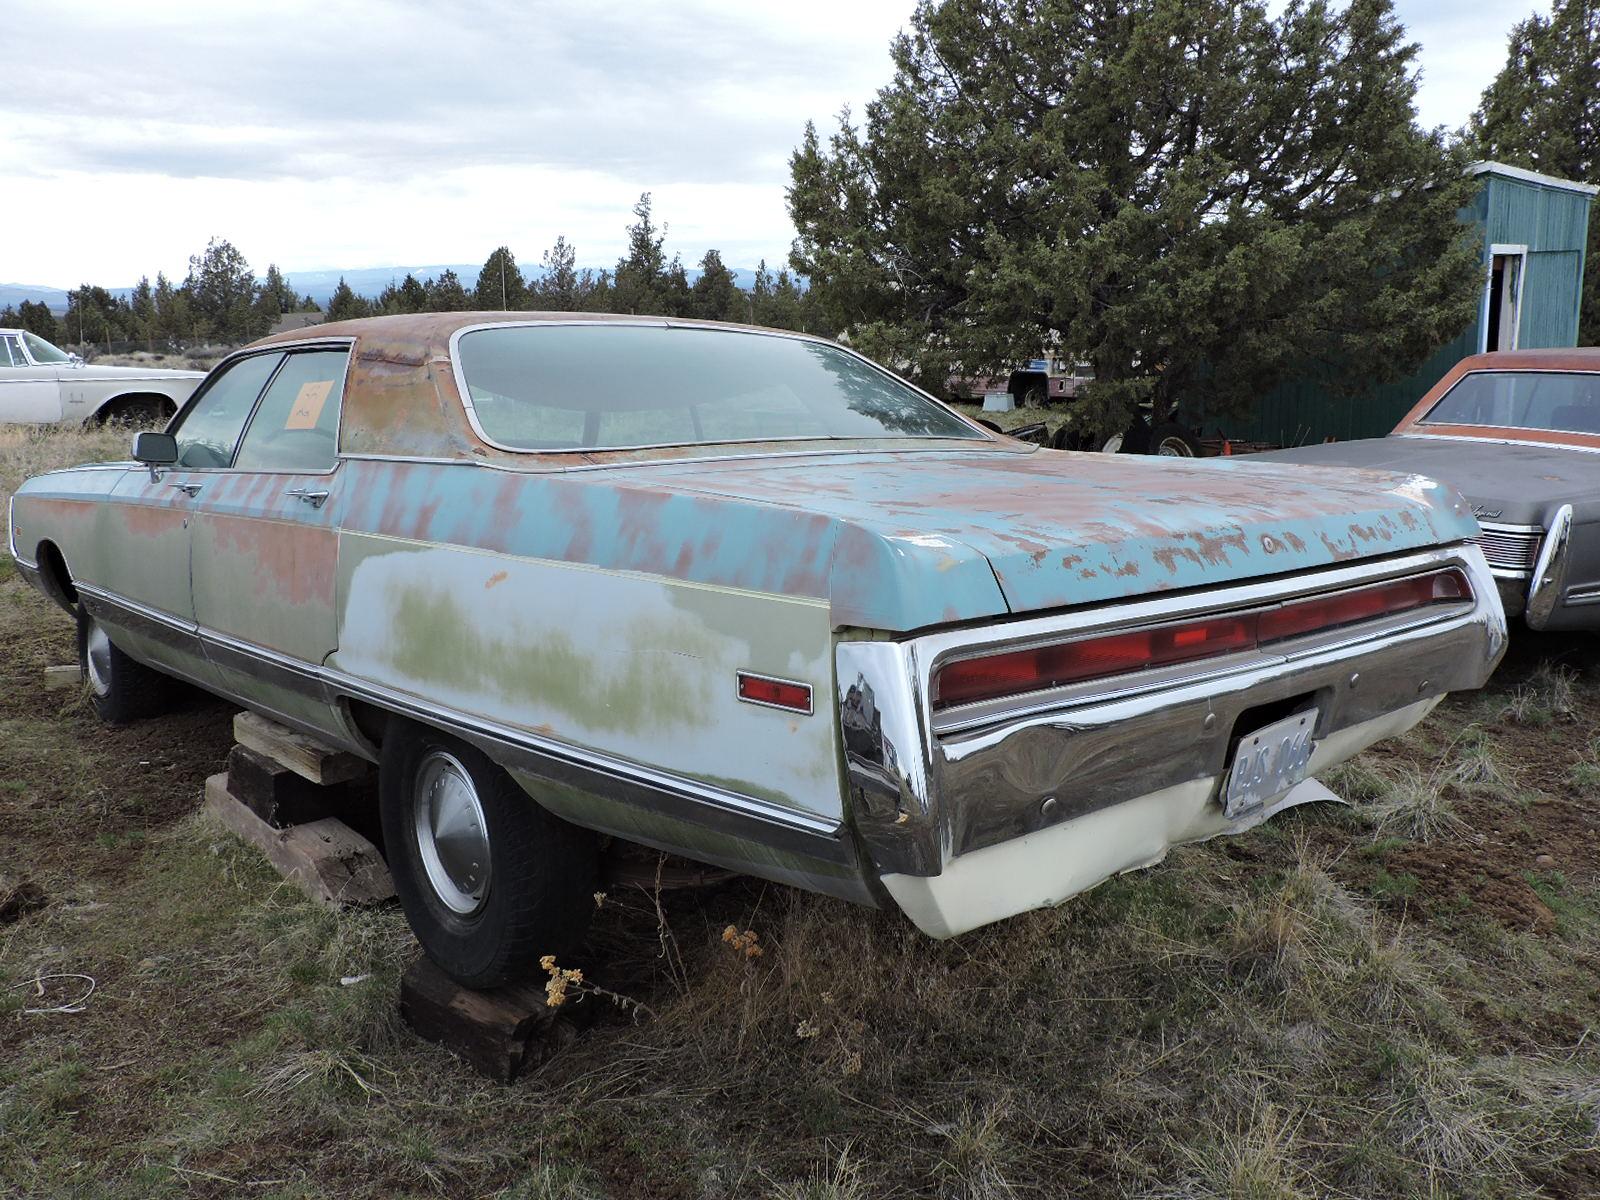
[246,311,908,463]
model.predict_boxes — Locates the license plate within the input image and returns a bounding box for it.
[1223,708,1318,818]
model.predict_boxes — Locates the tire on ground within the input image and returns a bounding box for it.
[380,724,599,988]
[1151,422,1202,457]
[76,604,173,725]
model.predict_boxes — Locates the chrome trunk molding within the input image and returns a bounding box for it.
[838,544,1507,879]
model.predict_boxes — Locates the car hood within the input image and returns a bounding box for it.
[1251,434,1600,528]
[630,447,1477,626]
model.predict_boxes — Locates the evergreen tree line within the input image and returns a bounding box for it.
[324,194,820,334]
[0,240,318,351]
[1,194,820,352]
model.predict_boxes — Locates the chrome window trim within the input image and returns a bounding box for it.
[1396,432,1600,455]
[445,318,998,455]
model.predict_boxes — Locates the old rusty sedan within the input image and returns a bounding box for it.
[8,313,1507,985]
[1254,348,1600,632]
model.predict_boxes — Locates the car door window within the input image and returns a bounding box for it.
[0,336,24,367]
[232,349,348,472]
[173,353,284,468]
[21,333,71,364]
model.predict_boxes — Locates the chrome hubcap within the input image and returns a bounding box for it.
[85,621,113,697]
[1158,438,1194,457]
[412,750,491,916]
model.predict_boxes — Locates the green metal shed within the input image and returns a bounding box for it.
[1214,162,1597,446]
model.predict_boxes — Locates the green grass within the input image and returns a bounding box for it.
[4,426,1600,1197]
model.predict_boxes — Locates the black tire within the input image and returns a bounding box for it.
[1151,422,1202,457]
[76,604,172,724]
[380,725,598,987]
[1015,379,1048,408]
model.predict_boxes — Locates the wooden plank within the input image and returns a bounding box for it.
[204,774,393,907]
[226,744,341,828]
[232,711,367,786]
[43,665,80,691]
[399,955,583,1082]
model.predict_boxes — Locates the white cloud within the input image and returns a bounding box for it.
[0,0,1551,289]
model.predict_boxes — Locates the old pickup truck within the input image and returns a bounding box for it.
[7,313,1507,986]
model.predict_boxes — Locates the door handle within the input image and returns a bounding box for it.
[284,488,330,509]
[170,481,203,497]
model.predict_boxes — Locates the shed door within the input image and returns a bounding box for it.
[1484,248,1525,353]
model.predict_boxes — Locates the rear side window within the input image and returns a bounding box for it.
[233,349,349,472]
[174,353,283,468]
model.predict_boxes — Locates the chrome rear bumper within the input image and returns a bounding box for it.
[837,544,1506,931]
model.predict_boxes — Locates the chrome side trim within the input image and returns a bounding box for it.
[76,580,850,865]
[75,582,198,656]
[1526,504,1573,630]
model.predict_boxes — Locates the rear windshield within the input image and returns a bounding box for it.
[455,324,982,451]
[1420,371,1600,435]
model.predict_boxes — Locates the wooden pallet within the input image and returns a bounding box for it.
[203,713,391,908]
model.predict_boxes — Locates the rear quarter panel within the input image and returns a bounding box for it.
[330,461,848,826]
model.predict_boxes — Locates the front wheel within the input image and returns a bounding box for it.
[380,726,598,987]
[76,605,172,724]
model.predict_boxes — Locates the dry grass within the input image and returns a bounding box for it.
[4,426,1600,1198]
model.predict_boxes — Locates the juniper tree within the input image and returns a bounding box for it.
[789,0,1482,433]
[475,246,528,310]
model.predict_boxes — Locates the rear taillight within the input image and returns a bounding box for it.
[932,568,1471,710]
[1257,568,1470,643]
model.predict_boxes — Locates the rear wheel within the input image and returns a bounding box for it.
[1014,378,1047,408]
[380,725,598,987]
[1152,422,1202,457]
[76,605,171,724]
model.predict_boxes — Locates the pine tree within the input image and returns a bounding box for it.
[15,299,60,342]
[612,194,671,315]
[533,235,581,310]
[692,249,747,322]
[425,269,472,312]
[327,277,373,322]
[184,238,258,342]
[1471,0,1600,342]
[789,0,1482,431]
[474,246,528,310]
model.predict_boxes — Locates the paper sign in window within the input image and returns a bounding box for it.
[286,380,333,430]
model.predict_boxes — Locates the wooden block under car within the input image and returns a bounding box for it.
[43,665,80,691]
[232,711,367,786]
[203,773,394,907]
[226,743,342,828]
[399,955,588,1083]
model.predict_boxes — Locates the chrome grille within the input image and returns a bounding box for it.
[1470,525,1541,573]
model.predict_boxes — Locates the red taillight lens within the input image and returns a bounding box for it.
[931,569,1471,711]
[1258,568,1470,643]
[933,614,1257,709]
[737,672,813,714]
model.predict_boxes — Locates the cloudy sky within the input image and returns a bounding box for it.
[2,0,1549,289]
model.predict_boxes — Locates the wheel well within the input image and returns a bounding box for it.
[34,541,78,613]
[90,393,177,428]
[1008,371,1048,397]
[343,698,392,751]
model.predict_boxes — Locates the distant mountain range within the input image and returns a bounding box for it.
[1,263,774,314]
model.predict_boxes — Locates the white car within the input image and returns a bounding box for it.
[0,329,204,426]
